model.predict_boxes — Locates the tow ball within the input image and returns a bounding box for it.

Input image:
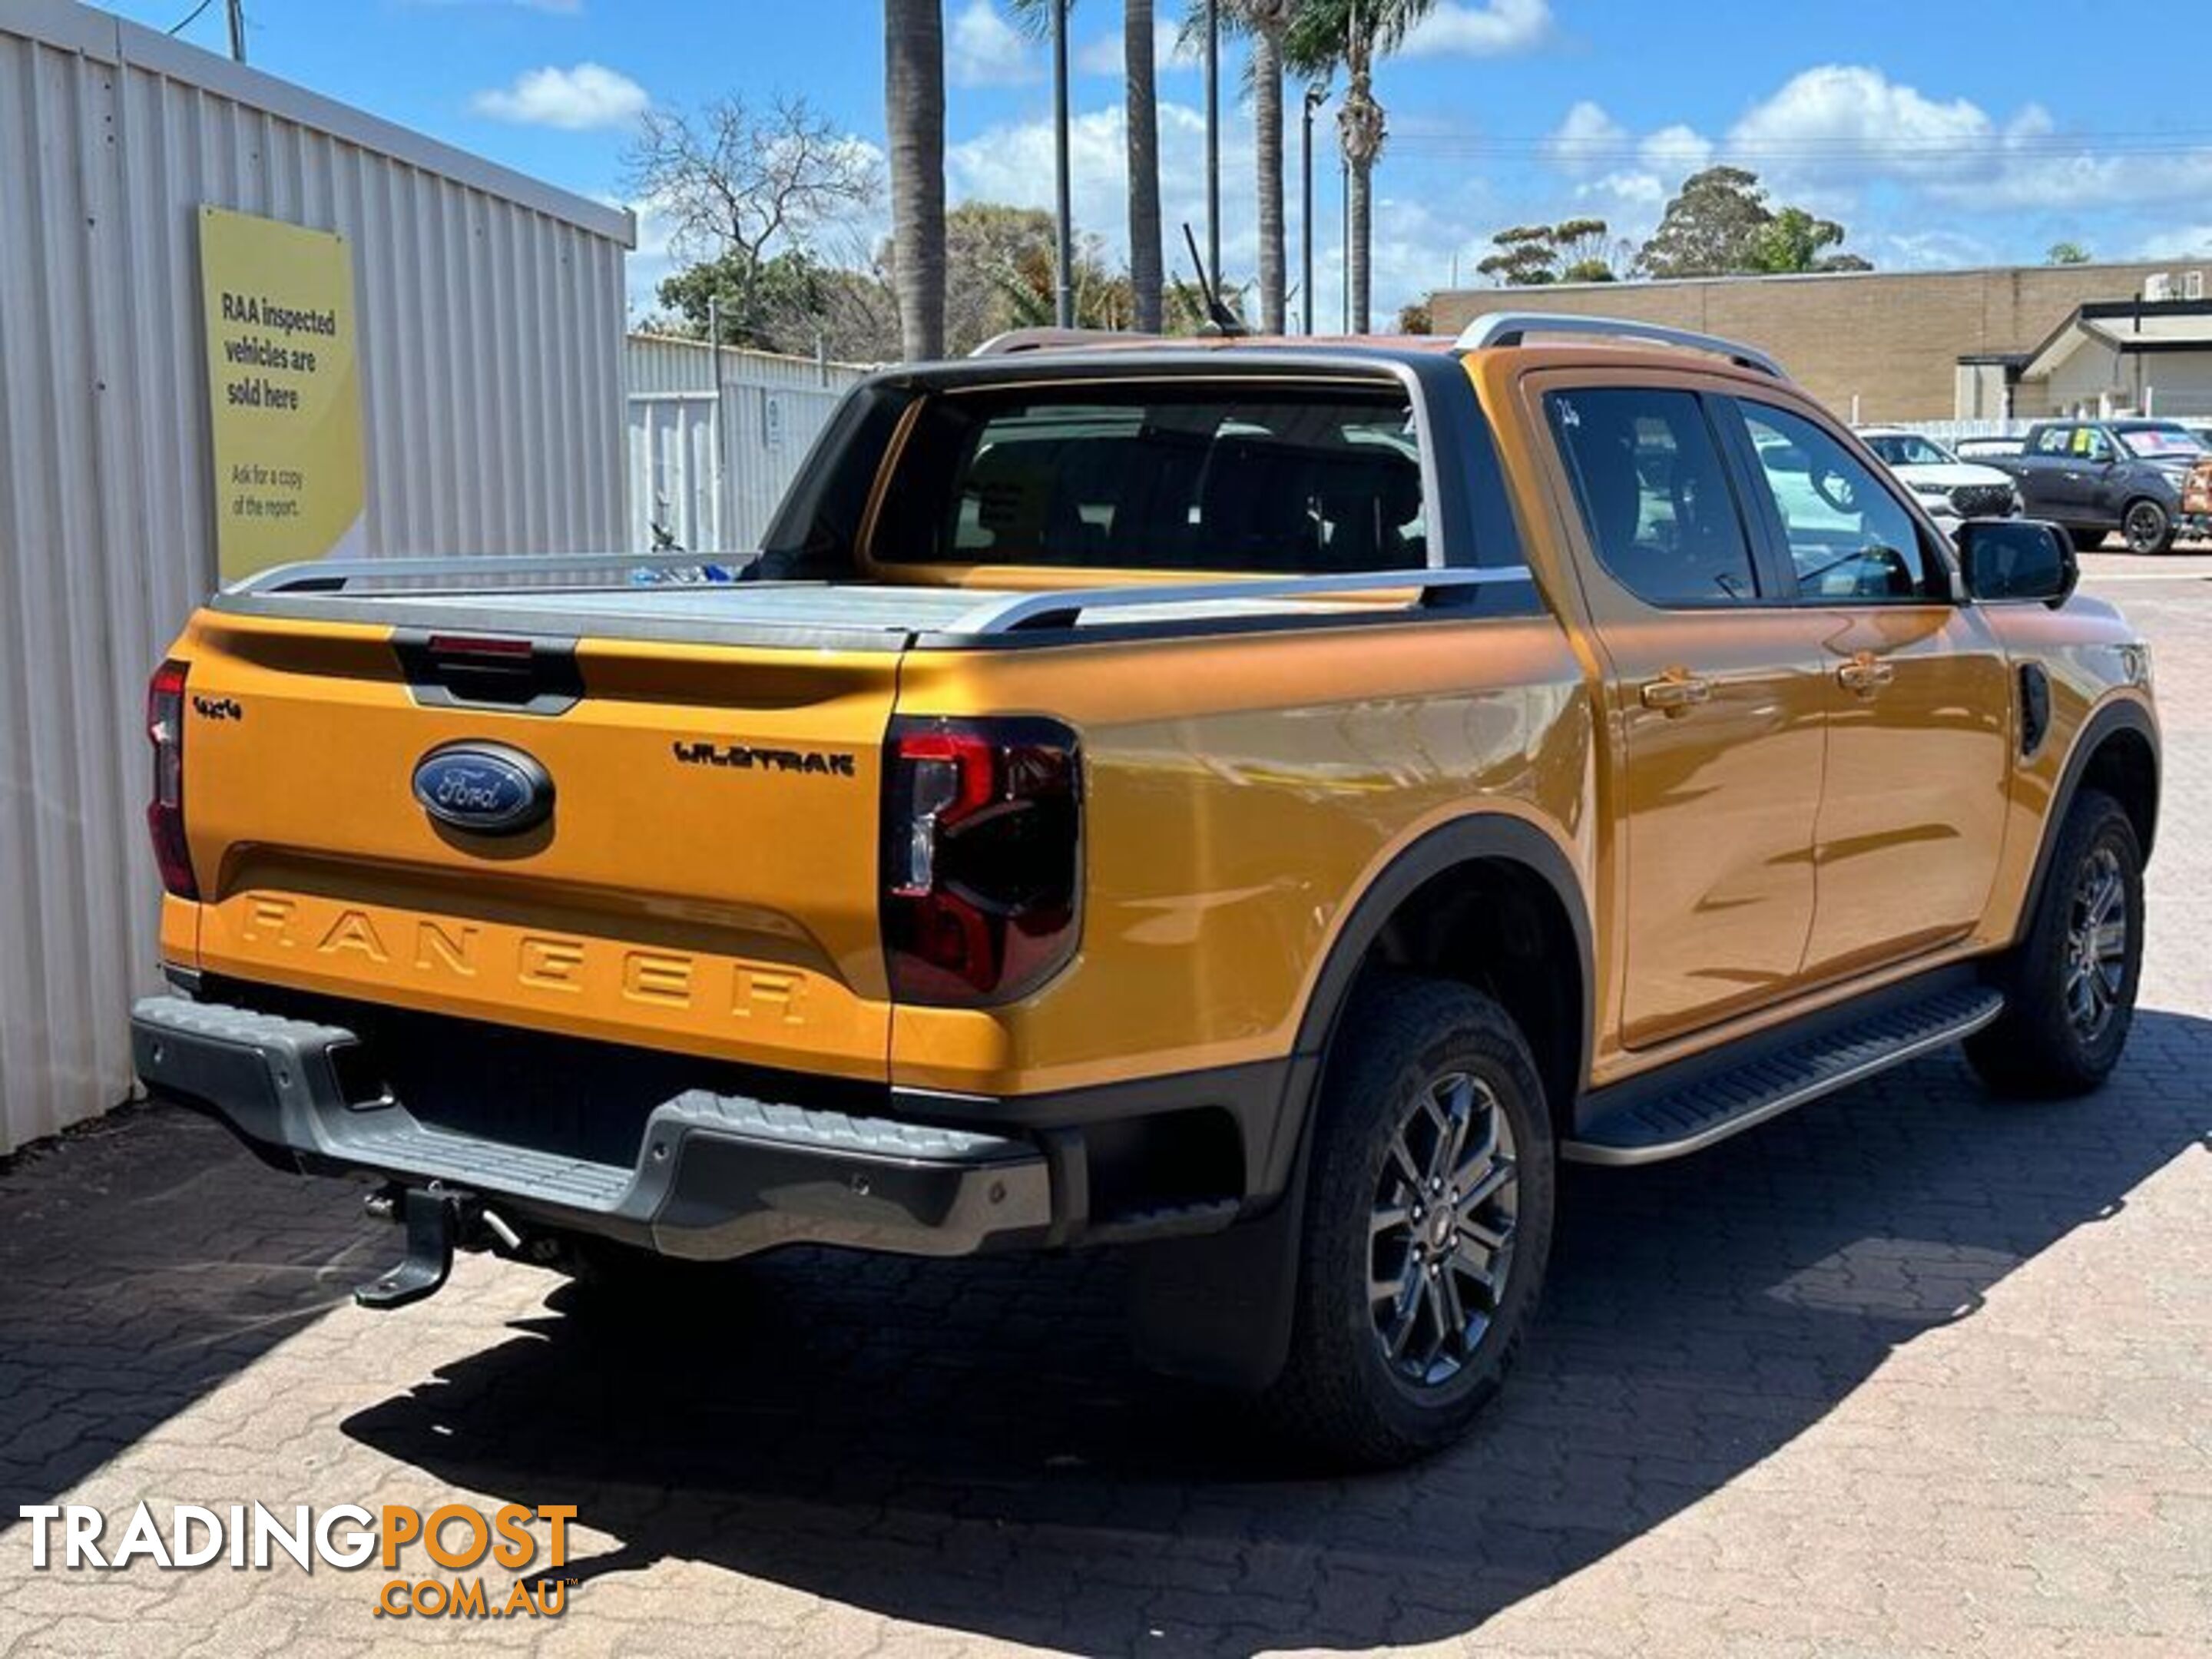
[354,1183,524,1310]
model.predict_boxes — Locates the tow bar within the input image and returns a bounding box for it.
[355,1184,472,1309]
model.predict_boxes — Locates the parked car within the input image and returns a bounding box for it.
[1857,428,2023,538]
[131,314,2159,1469]
[1985,418,2212,554]
[1954,435,2026,461]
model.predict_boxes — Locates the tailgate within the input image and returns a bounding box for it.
[172,612,899,1079]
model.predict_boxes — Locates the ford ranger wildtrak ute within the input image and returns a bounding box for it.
[132,314,2159,1468]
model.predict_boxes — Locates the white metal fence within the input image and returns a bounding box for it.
[624,336,867,555]
[0,0,633,1154]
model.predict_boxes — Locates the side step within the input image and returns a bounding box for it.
[1565,985,2004,1166]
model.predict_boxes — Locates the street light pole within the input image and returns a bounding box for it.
[1052,0,1074,327]
[225,0,246,61]
[1302,83,1326,335]
[1204,0,1220,286]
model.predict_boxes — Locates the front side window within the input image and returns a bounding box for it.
[1545,388,1760,607]
[872,384,1428,572]
[1736,402,1936,602]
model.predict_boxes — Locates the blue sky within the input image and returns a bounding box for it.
[116,0,2212,324]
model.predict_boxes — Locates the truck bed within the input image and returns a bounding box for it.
[210,555,1535,651]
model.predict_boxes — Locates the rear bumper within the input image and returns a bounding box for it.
[131,995,1055,1262]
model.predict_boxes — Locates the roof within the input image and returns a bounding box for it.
[2022,299,2212,379]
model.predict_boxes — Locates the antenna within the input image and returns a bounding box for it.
[1181,222,1247,336]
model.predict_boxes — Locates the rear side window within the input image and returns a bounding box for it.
[872,385,1428,572]
[1546,388,1760,606]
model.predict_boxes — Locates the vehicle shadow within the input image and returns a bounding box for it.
[0,1108,373,1517]
[340,1008,2212,1656]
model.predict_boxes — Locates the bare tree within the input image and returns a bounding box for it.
[623,94,880,337]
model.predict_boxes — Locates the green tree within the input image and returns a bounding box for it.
[651,247,899,360]
[1746,205,1869,274]
[2048,240,2093,266]
[1477,225,1560,286]
[1475,217,1631,286]
[1639,166,1868,277]
[1281,0,1435,333]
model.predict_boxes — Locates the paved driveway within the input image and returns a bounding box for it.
[2,570,2208,1657]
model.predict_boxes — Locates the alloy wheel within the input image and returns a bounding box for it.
[1369,1071,1518,1388]
[2124,501,2169,554]
[2065,844,2128,1040]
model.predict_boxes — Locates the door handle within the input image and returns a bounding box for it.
[1836,653,1896,696]
[1640,670,1714,714]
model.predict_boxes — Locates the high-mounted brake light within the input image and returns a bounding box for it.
[882,716,1081,1005]
[146,658,198,900]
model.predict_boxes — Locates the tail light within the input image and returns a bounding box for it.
[882,716,1081,1005]
[146,658,198,899]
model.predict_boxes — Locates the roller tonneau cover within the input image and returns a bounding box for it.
[207,559,1536,650]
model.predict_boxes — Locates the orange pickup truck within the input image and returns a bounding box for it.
[132,314,2158,1466]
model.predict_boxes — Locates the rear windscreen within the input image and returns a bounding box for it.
[872,384,1427,572]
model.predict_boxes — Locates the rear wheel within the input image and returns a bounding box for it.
[1260,975,1554,1469]
[2123,498,2176,555]
[1966,788,2144,1097]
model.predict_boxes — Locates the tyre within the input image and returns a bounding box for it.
[1260,974,1555,1469]
[1965,788,2144,1098]
[2068,525,2108,554]
[2122,498,2177,555]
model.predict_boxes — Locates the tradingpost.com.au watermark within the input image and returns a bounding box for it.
[15,1501,578,1620]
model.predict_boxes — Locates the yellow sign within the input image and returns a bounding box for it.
[197,207,366,583]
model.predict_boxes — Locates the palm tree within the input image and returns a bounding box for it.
[885,0,946,359]
[1238,0,1293,333]
[1284,0,1432,333]
[1125,0,1163,329]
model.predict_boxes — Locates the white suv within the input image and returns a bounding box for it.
[1857,428,2022,537]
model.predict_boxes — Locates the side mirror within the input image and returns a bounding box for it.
[1957,518,2078,608]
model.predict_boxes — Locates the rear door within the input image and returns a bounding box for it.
[1725,398,2012,981]
[1535,374,1836,1050]
[178,621,901,1079]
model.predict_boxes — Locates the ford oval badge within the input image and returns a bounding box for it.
[412,743,553,836]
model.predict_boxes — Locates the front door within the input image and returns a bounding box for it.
[1538,379,1836,1050]
[1729,399,2012,979]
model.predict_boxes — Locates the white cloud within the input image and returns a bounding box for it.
[469,63,647,130]
[1402,0,1553,60]
[947,96,1490,323]
[1545,101,1627,177]
[1517,66,2212,272]
[949,0,1037,88]
[1722,66,2212,213]
[2134,227,2212,260]
[1075,21,1197,78]
[1640,124,1712,177]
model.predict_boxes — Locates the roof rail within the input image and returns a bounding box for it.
[1454,311,1786,379]
[968,326,1159,357]
[939,565,1534,636]
[227,551,730,595]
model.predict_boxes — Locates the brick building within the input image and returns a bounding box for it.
[1428,260,2212,422]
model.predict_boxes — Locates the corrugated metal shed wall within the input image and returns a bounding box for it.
[0,0,634,1154]
[622,334,866,553]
